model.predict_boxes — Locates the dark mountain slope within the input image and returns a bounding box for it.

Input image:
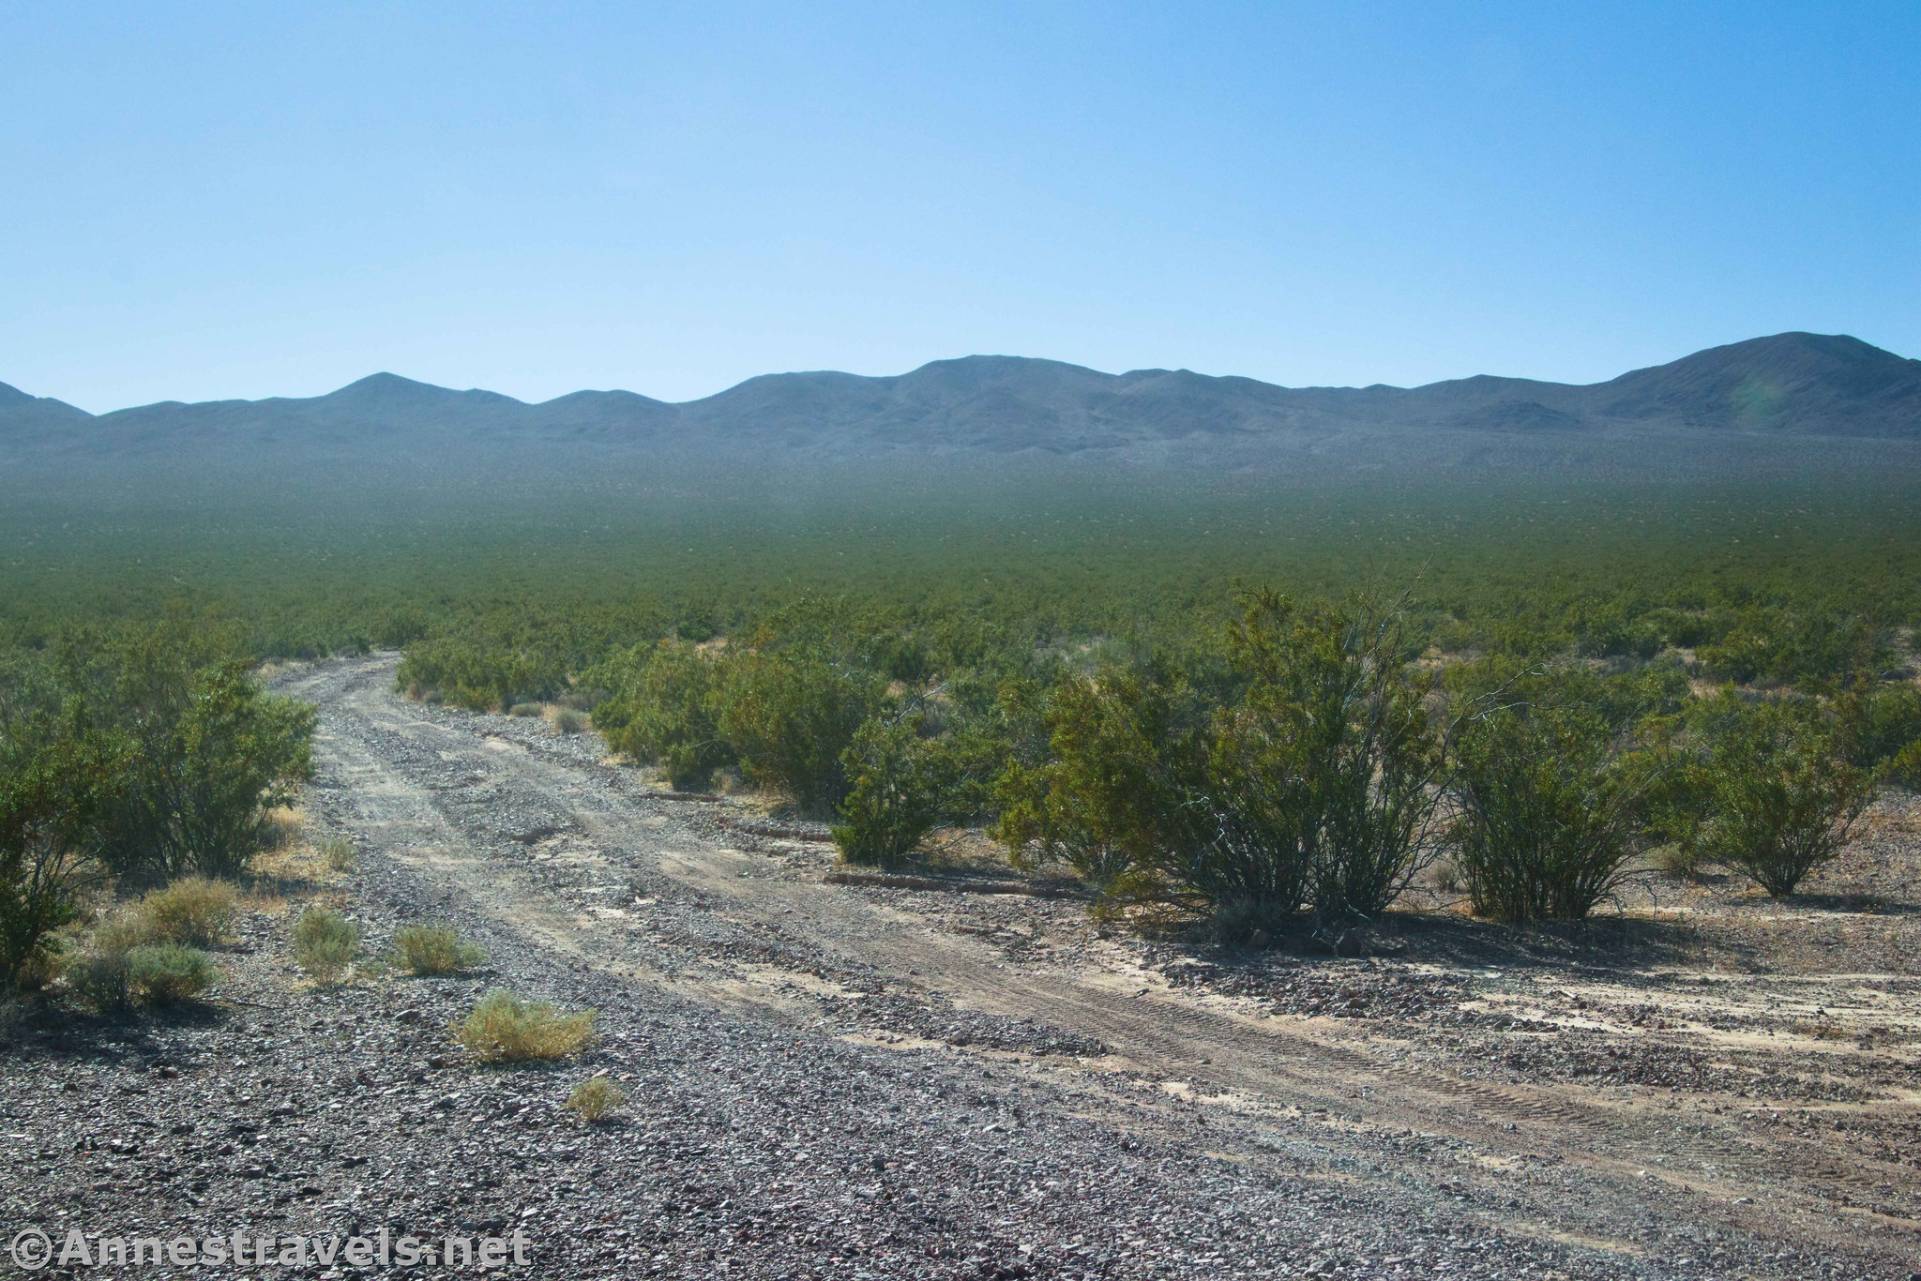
[2,334,1915,475]
[1579,333,1921,433]
[0,380,93,439]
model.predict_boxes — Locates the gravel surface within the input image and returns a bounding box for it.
[4,653,1918,1279]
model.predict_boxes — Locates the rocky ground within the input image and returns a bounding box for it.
[3,653,1918,1279]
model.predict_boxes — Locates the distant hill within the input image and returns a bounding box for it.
[4,334,1918,480]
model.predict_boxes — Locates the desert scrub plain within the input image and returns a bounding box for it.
[4,471,1921,1278]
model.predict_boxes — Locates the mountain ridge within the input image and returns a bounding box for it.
[5,333,1918,466]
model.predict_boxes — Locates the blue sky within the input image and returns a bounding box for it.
[3,1,1917,412]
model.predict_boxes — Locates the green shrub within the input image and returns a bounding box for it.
[455,989,595,1063]
[86,635,314,880]
[293,906,360,983]
[832,714,952,867]
[1845,684,1921,770]
[0,711,119,987]
[548,707,588,734]
[594,641,736,790]
[1217,593,1446,924]
[135,876,237,946]
[1695,697,1876,897]
[396,637,567,712]
[392,923,486,976]
[1889,739,1921,791]
[125,943,216,1005]
[565,1076,627,1122]
[992,669,1192,898]
[716,651,881,812]
[1449,693,1651,922]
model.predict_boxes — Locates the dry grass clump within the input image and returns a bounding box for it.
[392,923,486,976]
[565,1076,627,1123]
[319,836,357,874]
[134,877,238,946]
[455,988,596,1063]
[1652,842,1705,879]
[293,906,360,983]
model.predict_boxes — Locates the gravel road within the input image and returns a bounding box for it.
[5,653,1917,1279]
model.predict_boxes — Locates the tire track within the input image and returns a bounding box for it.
[280,654,1921,1271]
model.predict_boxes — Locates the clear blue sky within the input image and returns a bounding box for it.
[4,1,1917,412]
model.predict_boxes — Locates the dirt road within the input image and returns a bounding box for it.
[238,654,1921,1277]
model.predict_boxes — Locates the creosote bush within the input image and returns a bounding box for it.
[85,630,315,881]
[1695,697,1876,896]
[832,713,953,867]
[566,1076,627,1123]
[392,923,486,976]
[1449,691,1653,922]
[1889,739,1921,792]
[992,669,1190,900]
[1205,593,1447,928]
[293,906,360,983]
[717,651,882,813]
[0,709,118,987]
[591,640,735,790]
[456,988,596,1063]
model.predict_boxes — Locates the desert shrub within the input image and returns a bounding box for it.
[716,651,882,812]
[548,707,588,734]
[1696,608,1889,690]
[992,669,1193,898]
[134,876,237,946]
[88,905,157,956]
[0,710,118,986]
[594,641,735,790]
[455,989,596,1063]
[508,702,544,718]
[319,836,357,873]
[565,1076,627,1123]
[1449,691,1652,922]
[83,635,314,880]
[68,946,134,1012]
[369,607,431,651]
[125,943,216,1005]
[1889,739,1921,791]
[293,906,360,983]
[832,713,953,867]
[1694,697,1876,897]
[1844,684,1921,770]
[1218,593,1447,924]
[1574,606,1662,660]
[396,637,567,712]
[392,923,486,976]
